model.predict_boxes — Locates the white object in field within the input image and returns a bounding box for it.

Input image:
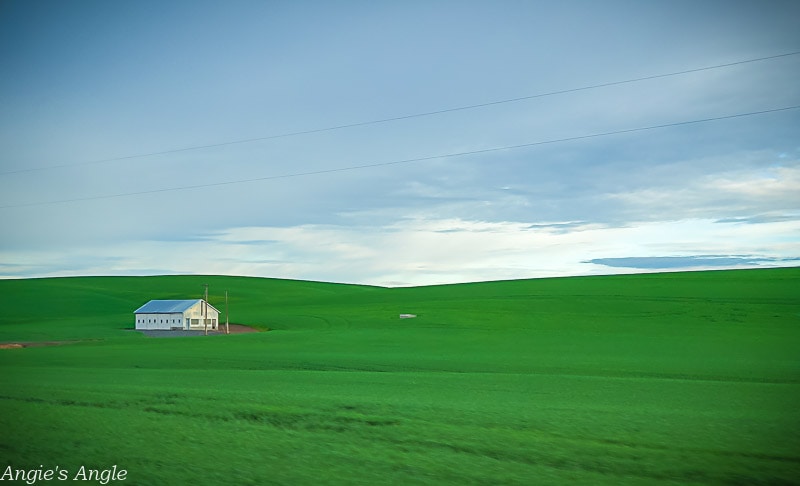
[399,314,417,319]
[134,299,220,331]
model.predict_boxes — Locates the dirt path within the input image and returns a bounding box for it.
[0,340,90,349]
[138,323,262,338]
[1,325,262,347]
[0,324,261,349]
[223,324,260,334]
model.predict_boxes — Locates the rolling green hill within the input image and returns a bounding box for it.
[1,269,799,484]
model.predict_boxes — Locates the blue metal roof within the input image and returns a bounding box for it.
[133,300,202,314]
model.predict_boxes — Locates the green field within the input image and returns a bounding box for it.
[1,269,799,484]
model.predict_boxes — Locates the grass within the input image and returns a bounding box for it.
[1,268,799,484]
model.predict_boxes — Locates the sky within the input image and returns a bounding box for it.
[0,0,799,287]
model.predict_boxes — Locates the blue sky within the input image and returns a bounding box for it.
[1,0,799,286]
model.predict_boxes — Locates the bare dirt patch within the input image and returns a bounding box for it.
[224,324,260,334]
[2,325,263,346]
[0,340,88,349]
[138,323,263,338]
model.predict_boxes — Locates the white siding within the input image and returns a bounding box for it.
[185,301,219,330]
[135,312,184,330]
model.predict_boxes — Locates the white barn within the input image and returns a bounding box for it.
[134,300,220,331]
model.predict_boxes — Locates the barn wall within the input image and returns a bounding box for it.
[185,301,220,330]
[135,312,184,330]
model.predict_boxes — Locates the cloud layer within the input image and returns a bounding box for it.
[3,214,797,286]
[1,2,799,285]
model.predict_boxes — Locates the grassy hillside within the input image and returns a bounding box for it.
[1,269,799,484]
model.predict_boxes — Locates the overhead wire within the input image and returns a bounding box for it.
[1,51,798,176]
[2,104,798,209]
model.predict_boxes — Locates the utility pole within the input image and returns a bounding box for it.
[225,290,229,335]
[203,283,209,336]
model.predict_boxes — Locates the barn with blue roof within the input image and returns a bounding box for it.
[134,299,220,330]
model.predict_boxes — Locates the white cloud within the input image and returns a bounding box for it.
[709,165,800,198]
[605,161,800,221]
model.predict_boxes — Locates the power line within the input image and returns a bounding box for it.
[2,50,798,176]
[2,104,797,210]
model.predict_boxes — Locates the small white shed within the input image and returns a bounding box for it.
[134,299,220,331]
